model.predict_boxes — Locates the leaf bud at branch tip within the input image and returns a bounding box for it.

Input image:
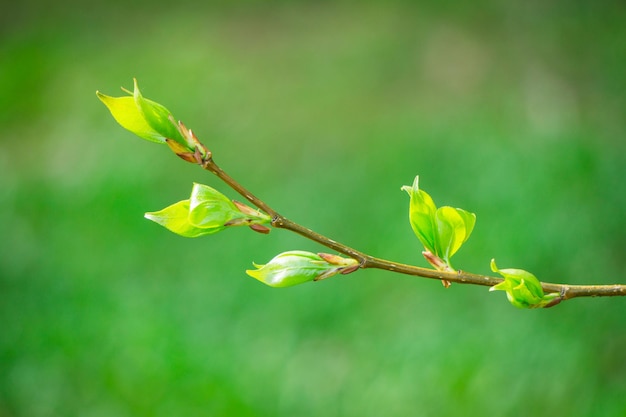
[97,79,211,162]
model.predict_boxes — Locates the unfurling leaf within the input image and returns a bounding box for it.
[145,183,271,237]
[402,176,437,254]
[97,79,182,143]
[97,79,208,160]
[402,176,476,271]
[489,259,560,309]
[246,251,359,288]
[144,200,217,237]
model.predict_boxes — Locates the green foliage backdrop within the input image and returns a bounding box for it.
[1,1,625,416]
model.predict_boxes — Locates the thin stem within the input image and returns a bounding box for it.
[201,158,277,217]
[200,157,626,301]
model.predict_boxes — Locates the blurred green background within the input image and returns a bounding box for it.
[1,1,625,416]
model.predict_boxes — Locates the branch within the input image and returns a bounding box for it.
[200,156,626,302]
[96,79,625,306]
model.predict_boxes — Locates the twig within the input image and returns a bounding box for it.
[200,156,626,301]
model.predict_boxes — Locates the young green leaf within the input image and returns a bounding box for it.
[97,92,166,143]
[145,183,271,237]
[187,183,243,229]
[132,79,186,145]
[246,251,359,288]
[401,176,437,254]
[144,200,220,237]
[435,206,476,265]
[489,259,560,308]
[97,79,187,146]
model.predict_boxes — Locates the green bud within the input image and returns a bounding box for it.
[402,175,475,272]
[144,183,271,237]
[97,79,209,161]
[489,259,560,309]
[97,79,184,143]
[246,251,359,288]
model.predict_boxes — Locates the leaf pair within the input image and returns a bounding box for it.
[145,183,271,237]
[402,176,476,271]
